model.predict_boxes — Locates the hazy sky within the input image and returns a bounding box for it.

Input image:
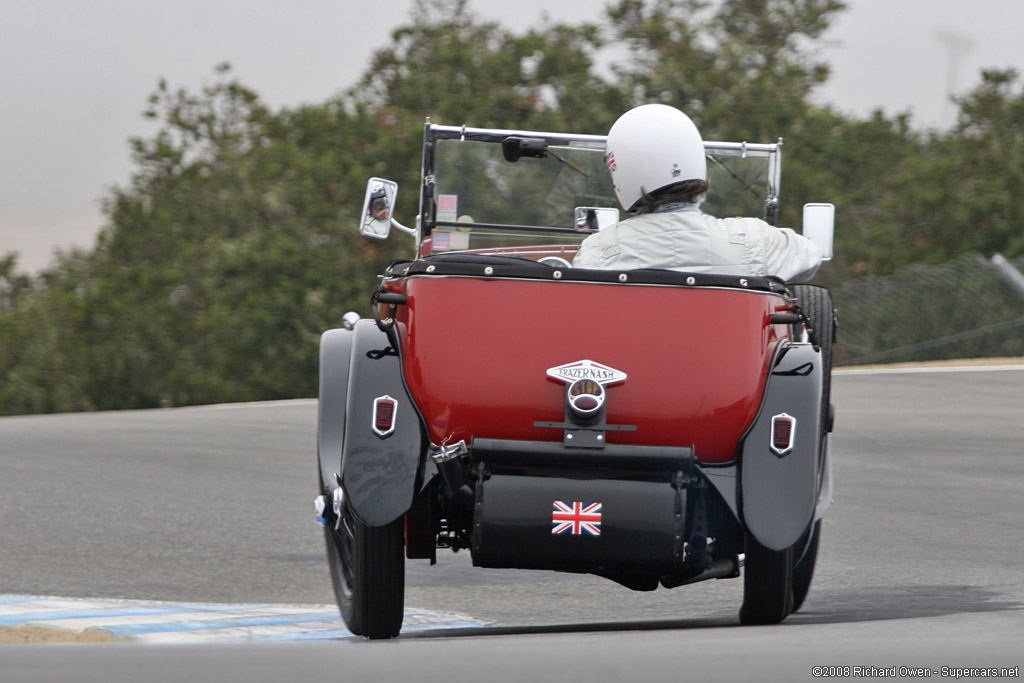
[2,0,1022,271]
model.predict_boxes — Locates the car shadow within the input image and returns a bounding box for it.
[789,583,1022,625]
[394,584,1020,640]
[392,616,737,640]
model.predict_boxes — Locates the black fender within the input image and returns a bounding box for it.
[739,343,822,551]
[340,319,425,527]
[317,327,354,492]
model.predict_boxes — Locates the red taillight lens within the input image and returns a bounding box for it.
[770,413,795,455]
[373,396,397,437]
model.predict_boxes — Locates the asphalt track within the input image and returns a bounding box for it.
[1,366,1022,681]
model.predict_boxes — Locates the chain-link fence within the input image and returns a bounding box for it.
[831,254,1024,366]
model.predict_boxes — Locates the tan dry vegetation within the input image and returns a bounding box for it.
[0,625,127,644]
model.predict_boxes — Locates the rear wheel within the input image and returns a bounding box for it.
[325,499,405,639]
[791,520,821,613]
[739,533,794,625]
[787,284,834,613]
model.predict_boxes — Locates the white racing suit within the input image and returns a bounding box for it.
[573,204,823,283]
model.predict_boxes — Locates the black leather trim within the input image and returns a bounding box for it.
[385,254,787,293]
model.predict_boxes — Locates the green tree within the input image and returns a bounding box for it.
[893,69,1024,261]
[606,0,845,140]
[0,67,407,414]
[355,0,624,134]
[816,68,1024,279]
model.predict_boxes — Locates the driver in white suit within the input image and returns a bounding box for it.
[573,104,822,283]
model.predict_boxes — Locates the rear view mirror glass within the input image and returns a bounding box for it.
[574,207,620,232]
[359,178,398,239]
[802,203,834,261]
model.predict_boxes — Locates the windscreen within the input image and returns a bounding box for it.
[429,135,775,253]
[434,138,616,227]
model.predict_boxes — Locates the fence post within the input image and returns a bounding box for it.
[989,253,1024,300]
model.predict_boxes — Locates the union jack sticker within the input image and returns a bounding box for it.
[551,501,602,536]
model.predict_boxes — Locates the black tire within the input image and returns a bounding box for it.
[739,533,794,625]
[786,285,833,613]
[325,499,405,639]
[791,520,821,613]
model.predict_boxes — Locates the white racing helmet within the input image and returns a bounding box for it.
[605,104,707,212]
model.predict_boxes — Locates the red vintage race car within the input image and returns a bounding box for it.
[314,122,837,638]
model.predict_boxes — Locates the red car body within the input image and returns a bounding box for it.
[391,276,795,464]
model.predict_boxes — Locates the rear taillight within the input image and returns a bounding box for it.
[770,413,795,456]
[373,395,397,438]
[567,378,605,416]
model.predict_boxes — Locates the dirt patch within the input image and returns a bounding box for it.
[0,626,128,644]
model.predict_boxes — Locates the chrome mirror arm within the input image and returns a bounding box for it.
[390,218,417,236]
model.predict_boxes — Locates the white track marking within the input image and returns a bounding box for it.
[191,399,317,411]
[0,595,484,643]
[836,364,1024,376]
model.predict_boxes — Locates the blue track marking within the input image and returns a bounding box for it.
[0,595,485,643]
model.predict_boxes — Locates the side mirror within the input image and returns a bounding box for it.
[802,203,834,261]
[359,178,398,239]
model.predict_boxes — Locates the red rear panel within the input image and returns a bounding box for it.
[393,276,790,464]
